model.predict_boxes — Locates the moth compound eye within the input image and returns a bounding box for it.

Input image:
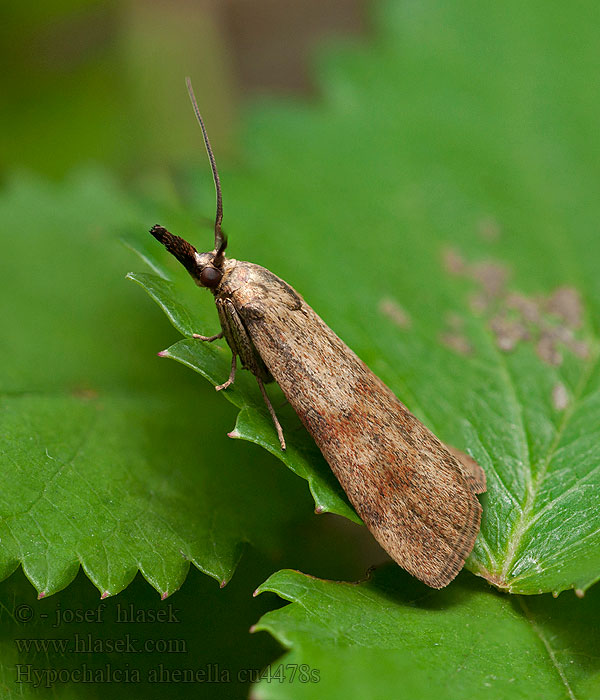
[200,266,223,288]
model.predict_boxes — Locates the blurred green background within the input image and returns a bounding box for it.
[1,0,366,179]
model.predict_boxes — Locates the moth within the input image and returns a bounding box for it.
[149,78,486,588]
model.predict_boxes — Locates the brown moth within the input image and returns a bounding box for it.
[150,78,486,588]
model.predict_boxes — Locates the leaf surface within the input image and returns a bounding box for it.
[252,567,600,699]
[0,171,309,596]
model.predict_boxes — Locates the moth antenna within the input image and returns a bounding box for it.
[185,76,227,266]
[149,224,201,279]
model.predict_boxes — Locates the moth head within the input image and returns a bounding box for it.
[149,225,227,289]
[150,79,229,291]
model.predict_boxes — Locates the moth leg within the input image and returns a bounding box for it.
[216,353,237,392]
[256,377,286,451]
[192,331,224,342]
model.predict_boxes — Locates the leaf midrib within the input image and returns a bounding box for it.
[519,596,577,700]
[500,343,600,586]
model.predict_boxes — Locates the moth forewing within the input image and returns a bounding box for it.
[223,261,483,588]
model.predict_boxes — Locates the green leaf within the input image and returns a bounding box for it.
[252,567,600,699]
[133,0,600,595]
[0,171,310,597]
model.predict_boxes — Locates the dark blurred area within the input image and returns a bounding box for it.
[1,0,367,180]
